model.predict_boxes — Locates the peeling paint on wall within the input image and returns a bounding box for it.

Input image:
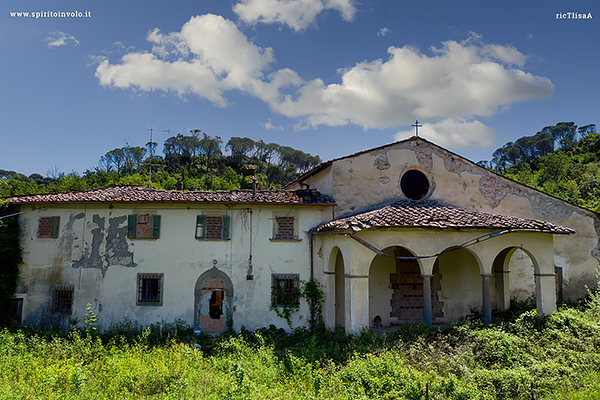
[373,153,391,170]
[71,214,136,276]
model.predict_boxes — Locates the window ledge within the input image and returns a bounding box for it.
[270,238,302,242]
[137,302,163,307]
[196,238,231,241]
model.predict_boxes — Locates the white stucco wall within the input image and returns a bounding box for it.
[17,203,330,332]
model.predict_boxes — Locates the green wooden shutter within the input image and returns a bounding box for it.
[127,215,136,239]
[222,215,230,239]
[196,215,206,239]
[151,215,161,239]
[51,216,60,238]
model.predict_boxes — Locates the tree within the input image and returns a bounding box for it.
[541,122,577,149]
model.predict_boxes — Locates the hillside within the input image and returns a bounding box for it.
[0,133,321,197]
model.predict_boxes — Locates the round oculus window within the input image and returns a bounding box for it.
[400,169,430,200]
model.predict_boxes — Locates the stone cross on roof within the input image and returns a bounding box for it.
[412,120,422,137]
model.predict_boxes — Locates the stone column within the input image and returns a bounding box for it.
[535,273,557,317]
[421,274,433,325]
[481,274,493,325]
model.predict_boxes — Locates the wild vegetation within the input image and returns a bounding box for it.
[1,283,600,399]
[0,132,321,197]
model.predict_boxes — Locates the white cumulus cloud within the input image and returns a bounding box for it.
[394,119,496,149]
[95,19,553,150]
[95,14,275,106]
[45,31,79,48]
[266,34,553,132]
[233,0,356,31]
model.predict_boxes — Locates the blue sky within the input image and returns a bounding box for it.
[1,0,598,176]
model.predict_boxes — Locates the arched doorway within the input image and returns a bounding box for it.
[330,248,345,328]
[194,267,233,334]
[369,246,423,326]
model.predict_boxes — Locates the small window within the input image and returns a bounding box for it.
[38,216,60,238]
[400,169,430,200]
[271,274,300,307]
[196,215,230,240]
[137,273,163,306]
[53,287,73,314]
[128,215,161,239]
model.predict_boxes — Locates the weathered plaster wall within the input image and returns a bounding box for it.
[308,139,598,300]
[18,203,328,332]
[436,248,481,321]
[368,255,394,326]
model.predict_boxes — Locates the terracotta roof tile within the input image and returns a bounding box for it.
[6,185,335,206]
[316,200,574,234]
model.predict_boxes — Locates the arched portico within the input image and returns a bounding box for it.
[318,222,563,331]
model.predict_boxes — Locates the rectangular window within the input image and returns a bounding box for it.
[276,216,295,240]
[38,216,60,238]
[53,287,73,313]
[271,274,300,307]
[128,215,161,239]
[137,273,163,306]
[196,215,230,240]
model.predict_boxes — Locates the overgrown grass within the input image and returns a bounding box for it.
[2,289,600,399]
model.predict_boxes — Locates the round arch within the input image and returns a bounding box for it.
[194,267,234,334]
[369,246,423,326]
[434,246,482,321]
[492,246,541,312]
[328,246,346,328]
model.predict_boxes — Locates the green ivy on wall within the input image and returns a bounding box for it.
[0,202,22,326]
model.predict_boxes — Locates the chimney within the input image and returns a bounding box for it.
[176,181,184,191]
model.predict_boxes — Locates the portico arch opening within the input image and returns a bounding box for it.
[329,247,346,328]
[435,247,481,321]
[369,246,423,327]
[493,246,556,314]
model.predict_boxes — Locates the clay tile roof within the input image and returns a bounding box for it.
[315,200,575,235]
[5,185,335,206]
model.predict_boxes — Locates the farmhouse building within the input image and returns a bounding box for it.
[7,137,600,333]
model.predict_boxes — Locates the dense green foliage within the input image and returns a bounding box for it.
[484,122,600,211]
[0,202,22,325]
[0,132,321,197]
[3,282,600,399]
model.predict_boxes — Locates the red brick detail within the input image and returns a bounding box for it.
[276,216,295,240]
[203,278,226,290]
[38,217,54,238]
[205,216,223,239]
[135,215,153,238]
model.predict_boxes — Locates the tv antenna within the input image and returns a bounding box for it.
[145,127,169,186]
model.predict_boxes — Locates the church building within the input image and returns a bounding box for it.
[8,137,599,333]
